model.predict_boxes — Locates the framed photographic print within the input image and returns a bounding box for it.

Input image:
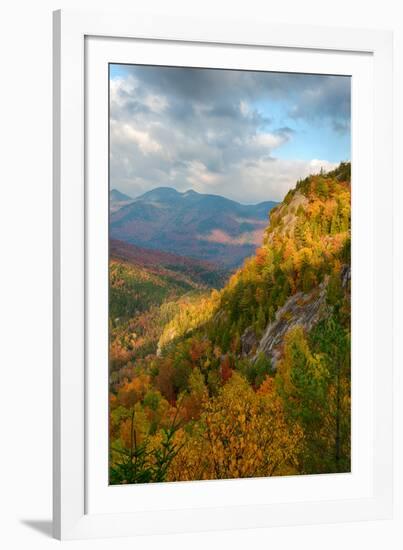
[53,9,393,540]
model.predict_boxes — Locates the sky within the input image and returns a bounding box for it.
[109,64,350,204]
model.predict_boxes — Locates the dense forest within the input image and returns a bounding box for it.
[109,162,351,484]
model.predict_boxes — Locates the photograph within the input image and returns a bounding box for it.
[108,64,351,484]
[0,0,398,545]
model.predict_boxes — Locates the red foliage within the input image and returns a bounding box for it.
[155,359,175,404]
[220,355,233,383]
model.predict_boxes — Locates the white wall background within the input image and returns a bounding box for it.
[0,0,401,548]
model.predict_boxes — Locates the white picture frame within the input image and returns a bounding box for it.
[53,9,393,540]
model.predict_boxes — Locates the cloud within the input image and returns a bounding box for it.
[113,66,350,127]
[110,65,350,203]
[182,157,338,203]
[288,75,351,132]
[112,121,162,155]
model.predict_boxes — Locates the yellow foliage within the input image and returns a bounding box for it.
[168,374,303,481]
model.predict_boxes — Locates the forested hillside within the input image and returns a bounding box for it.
[109,240,223,378]
[109,162,351,484]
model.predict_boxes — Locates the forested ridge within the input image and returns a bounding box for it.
[109,162,351,484]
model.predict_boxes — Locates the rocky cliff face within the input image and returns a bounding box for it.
[241,265,350,369]
[264,191,308,245]
[253,279,329,367]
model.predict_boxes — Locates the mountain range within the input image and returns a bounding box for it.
[110,187,278,268]
[110,189,134,213]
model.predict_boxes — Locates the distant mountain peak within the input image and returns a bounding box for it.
[110,189,133,201]
[137,187,181,201]
[134,186,279,208]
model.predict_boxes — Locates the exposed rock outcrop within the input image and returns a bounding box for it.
[341,264,351,290]
[264,191,309,246]
[249,264,350,369]
[252,278,329,368]
[240,326,258,356]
